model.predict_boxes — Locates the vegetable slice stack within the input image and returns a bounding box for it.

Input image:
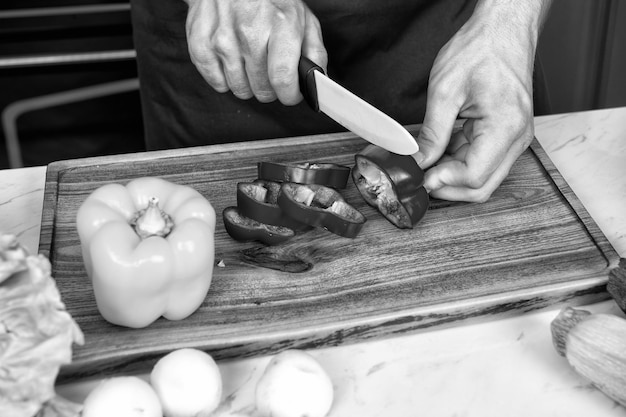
[258,161,351,189]
[278,183,366,239]
[236,180,310,231]
[223,161,365,244]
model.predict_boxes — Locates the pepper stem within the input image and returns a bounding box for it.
[130,197,174,239]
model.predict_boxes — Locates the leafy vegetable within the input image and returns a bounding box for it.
[0,234,84,417]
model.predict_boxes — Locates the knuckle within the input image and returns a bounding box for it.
[428,69,458,101]
[509,111,527,129]
[235,26,261,54]
[229,80,251,96]
[187,37,211,64]
[269,65,296,90]
[419,124,437,140]
[465,169,490,190]
[504,110,533,140]
[471,189,492,203]
[187,50,227,91]
[520,130,534,148]
[211,30,236,58]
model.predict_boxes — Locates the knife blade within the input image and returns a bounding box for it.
[298,56,419,155]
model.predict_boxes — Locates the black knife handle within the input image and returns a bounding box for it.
[298,56,324,112]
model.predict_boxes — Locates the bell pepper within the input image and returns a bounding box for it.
[352,144,429,229]
[258,161,351,189]
[236,180,310,231]
[277,182,366,238]
[223,206,296,245]
[76,177,216,328]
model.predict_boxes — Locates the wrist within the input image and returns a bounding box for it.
[471,0,553,49]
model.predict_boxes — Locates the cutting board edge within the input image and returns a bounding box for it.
[56,273,610,384]
[529,139,620,267]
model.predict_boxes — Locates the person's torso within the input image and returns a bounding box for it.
[130,0,476,148]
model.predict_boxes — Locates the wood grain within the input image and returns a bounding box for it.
[39,126,619,383]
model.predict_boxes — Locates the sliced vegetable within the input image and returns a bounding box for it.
[223,207,296,245]
[237,180,310,231]
[258,161,351,189]
[278,182,366,238]
[241,246,313,273]
[76,177,216,328]
[352,144,429,229]
[551,306,626,407]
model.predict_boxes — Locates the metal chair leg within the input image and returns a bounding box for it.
[2,78,139,168]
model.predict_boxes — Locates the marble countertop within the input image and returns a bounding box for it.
[2,107,626,416]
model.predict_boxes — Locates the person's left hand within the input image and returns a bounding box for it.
[414,0,552,202]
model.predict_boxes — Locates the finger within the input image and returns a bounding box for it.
[301,12,328,71]
[190,49,230,94]
[243,42,277,103]
[267,24,302,105]
[425,118,510,188]
[185,4,229,93]
[267,6,313,106]
[441,142,469,162]
[426,143,519,202]
[425,129,529,202]
[462,118,475,143]
[414,86,461,169]
[235,12,277,103]
[446,129,469,155]
[210,22,253,99]
[220,54,253,100]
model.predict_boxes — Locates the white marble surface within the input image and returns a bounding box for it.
[2,107,626,416]
[535,109,626,257]
[0,165,46,254]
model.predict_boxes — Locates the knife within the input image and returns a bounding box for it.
[298,56,419,155]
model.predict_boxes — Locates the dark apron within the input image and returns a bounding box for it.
[130,0,480,150]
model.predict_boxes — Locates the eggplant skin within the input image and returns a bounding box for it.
[222,207,295,246]
[236,181,310,231]
[257,161,351,189]
[352,145,429,229]
[278,182,366,239]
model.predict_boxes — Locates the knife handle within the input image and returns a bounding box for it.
[298,56,324,112]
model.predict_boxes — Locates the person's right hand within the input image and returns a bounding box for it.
[183,0,327,105]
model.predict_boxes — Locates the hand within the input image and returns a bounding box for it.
[184,0,327,104]
[414,0,552,202]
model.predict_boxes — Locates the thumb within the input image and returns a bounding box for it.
[413,95,458,169]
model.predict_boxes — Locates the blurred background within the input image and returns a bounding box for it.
[1,0,625,169]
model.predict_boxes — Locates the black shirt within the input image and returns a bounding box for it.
[130,0,479,150]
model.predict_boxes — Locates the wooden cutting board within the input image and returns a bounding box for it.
[39,126,618,383]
